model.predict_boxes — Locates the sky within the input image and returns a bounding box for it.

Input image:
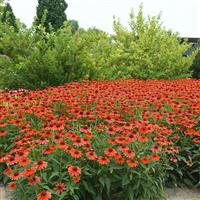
[9,0,200,37]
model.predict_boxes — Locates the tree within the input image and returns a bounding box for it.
[36,0,68,32]
[1,2,18,31]
[68,19,79,33]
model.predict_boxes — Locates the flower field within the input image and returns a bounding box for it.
[0,79,200,200]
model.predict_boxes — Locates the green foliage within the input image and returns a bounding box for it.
[68,20,79,34]
[0,0,4,13]
[110,5,196,79]
[0,4,197,90]
[36,0,68,32]
[192,41,200,78]
[76,28,114,80]
[0,21,86,90]
[1,2,18,31]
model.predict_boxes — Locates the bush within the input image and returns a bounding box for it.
[0,22,81,90]
[75,28,114,80]
[0,5,197,90]
[192,41,200,78]
[110,5,196,79]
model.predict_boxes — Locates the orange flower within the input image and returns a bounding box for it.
[150,145,161,153]
[10,171,23,181]
[34,160,48,170]
[6,155,16,166]
[8,182,16,190]
[123,150,135,159]
[115,157,125,165]
[150,154,160,161]
[138,136,149,142]
[192,138,200,144]
[18,157,30,166]
[28,176,41,186]
[97,156,110,165]
[3,167,12,175]
[104,148,117,157]
[37,191,52,200]
[140,156,149,165]
[72,176,80,182]
[86,151,97,160]
[67,165,81,177]
[54,182,66,194]
[127,159,138,168]
[23,167,36,178]
[70,149,82,159]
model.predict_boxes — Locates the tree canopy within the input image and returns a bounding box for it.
[36,0,68,32]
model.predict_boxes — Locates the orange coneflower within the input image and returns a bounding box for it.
[10,171,23,181]
[127,159,138,168]
[123,150,135,159]
[34,160,48,170]
[70,149,82,159]
[67,165,81,177]
[6,155,16,166]
[150,154,160,161]
[140,156,149,165]
[0,130,7,137]
[28,176,41,186]
[104,148,117,157]
[138,136,149,142]
[42,145,56,155]
[23,167,36,178]
[18,157,31,166]
[115,157,125,165]
[150,145,161,153]
[86,151,97,160]
[97,156,110,165]
[37,191,52,200]
[37,137,49,145]
[54,182,66,194]
[8,182,16,190]
[72,176,80,182]
[3,167,12,175]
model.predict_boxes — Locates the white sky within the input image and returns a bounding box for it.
[9,0,200,37]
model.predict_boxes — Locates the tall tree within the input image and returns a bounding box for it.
[68,19,79,33]
[36,0,68,32]
[1,2,18,31]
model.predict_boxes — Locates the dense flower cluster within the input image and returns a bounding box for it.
[0,79,200,199]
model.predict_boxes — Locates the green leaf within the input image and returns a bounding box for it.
[48,171,59,180]
[99,177,105,187]
[104,176,111,194]
[127,186,134,200]
[122,175,130,186]
[82,180,95,195]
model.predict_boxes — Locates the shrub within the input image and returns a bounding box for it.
[75,28,114,80]
[192,41,200,78]
[110,5,196,79]
[0,22,82,90]
[0,5,197,90]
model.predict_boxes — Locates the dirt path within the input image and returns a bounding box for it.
[0,186,200,200]
[166,187,200,200]
[0,185,6,200]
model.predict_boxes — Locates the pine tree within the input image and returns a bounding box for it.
[36,0,68,32]
[1,2,18,31]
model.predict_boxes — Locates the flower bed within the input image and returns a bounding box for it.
[0,79,200,200]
